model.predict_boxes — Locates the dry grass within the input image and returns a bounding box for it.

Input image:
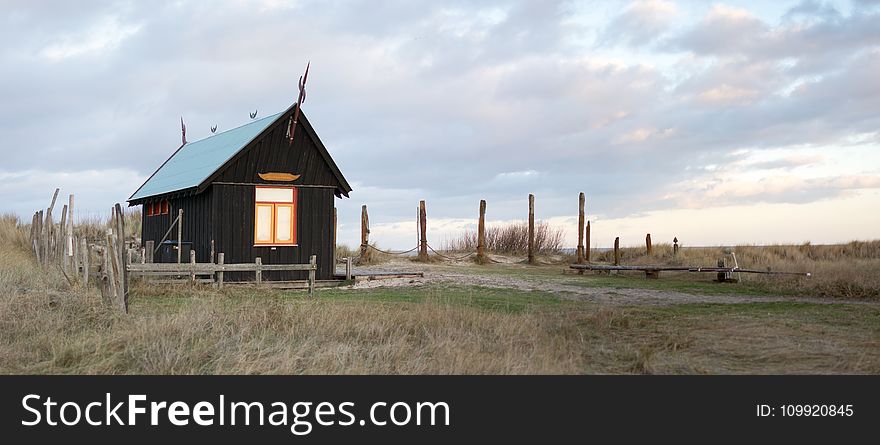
[443,221,565,254]
[591,241,880,299]
[2,215,879,374]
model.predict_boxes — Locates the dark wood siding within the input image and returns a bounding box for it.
[137,108,346,282]
[212,184,335,281]
[213,111,344,190]
[140,189,214,264]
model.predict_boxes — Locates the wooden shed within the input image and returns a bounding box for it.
[128,104,352,281]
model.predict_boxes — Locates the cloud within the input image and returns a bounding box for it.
[40,15,142,61]
[599,0,678,47]
[1,1,880,248]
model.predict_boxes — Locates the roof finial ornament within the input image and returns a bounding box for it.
[250,109,258,119]
[211,125,218,134]
[180,117,187,145]
[287,61,310,145]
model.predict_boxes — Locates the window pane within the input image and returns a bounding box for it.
[256,187,293,203]
[275,205,292,242]
[255,205,273,242]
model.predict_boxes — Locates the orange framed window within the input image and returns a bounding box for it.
[254,187,297,246]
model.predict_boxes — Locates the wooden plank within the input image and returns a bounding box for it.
[255,257,262,284]
[345,257,352,281]
[528,194,535,264]
[132,271,214,277]
[577,192,585,264]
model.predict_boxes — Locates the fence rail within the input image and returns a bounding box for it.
[127,254,318,297]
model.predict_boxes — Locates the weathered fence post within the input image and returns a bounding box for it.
[80,238,89,286]
[577,192,585,264]
[477,199,486,264]
[140,247,145,264]
[614,237,620,266]
[360,205,369,257]
[115,203,128,310]
[528,194,535,264]
[255,257,262,284]
[177,208,183,263]
[345,257,352,281]
[308,255,316,298]
[419,200,428,261]
[585,220,591,262]
[210,240,215,264]
[190,250,197,285]
[58,204,68,271]
[673,237,679,256]
[646,233,653,256]
[217,253,225,289]
[68,194,75,273]
[145,240,154,263]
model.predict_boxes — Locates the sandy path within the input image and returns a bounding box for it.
[337,259,875,306]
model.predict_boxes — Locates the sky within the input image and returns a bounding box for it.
[1,0,879,249]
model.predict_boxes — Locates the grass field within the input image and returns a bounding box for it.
[1,214,879,374]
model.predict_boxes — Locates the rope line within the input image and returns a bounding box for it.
[427,244,477,261]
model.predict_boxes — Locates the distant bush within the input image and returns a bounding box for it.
[443,221,564,254]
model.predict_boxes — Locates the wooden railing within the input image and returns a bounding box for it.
[128,254,317,297]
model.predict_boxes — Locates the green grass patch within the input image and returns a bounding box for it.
[303,284,570,314]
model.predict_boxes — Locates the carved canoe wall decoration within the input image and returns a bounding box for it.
[258,172,301,182]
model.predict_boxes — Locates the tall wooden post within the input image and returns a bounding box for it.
[332,207,337,267]
[577,192,585,264]
[419,200,428,261]
[614,237,620,266]
[177,208,183,264]
[673,237,679,256]
[115,203,128,309]
[646,233,653,256]
[528,194,535,264]
[477,199,486,263]
[360,205,369,257]
[585,220,591,262]
[210,239,215,264]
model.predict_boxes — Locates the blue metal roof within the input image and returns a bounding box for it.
[130,111,284,201]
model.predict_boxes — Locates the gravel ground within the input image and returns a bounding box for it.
[337,258,875,306]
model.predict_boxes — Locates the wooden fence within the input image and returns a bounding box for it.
[128,254,318,297]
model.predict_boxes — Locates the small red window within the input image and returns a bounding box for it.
[146,201,169,217]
